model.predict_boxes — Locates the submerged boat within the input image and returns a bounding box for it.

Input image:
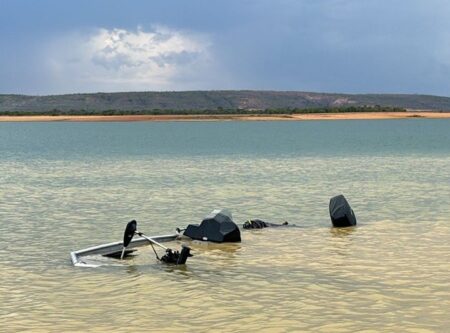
[70,209,239,267]
[71,197,358,267]
[70,233,180,267]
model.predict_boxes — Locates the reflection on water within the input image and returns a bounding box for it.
[327,227,357,259]
[329,226,357,238]
[1,120,450,332]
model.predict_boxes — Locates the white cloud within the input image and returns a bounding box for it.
[46,26,223,92]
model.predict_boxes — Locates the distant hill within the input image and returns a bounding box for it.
[1,90,450,113]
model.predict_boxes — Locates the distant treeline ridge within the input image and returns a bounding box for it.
[0,106,408,116]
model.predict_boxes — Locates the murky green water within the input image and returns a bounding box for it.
[1,120,449,332]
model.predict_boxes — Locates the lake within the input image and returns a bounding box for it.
[1,119,449,332]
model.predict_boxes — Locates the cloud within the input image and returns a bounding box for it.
[46,26,219,92]
[5,1,449,95]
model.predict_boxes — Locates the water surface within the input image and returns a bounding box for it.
[1,119,449,332]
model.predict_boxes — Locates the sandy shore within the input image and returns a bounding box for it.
[0,112,449,122]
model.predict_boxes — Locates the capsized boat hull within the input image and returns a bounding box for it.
[70,234,179,267]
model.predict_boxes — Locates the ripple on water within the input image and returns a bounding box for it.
[1,155,450,332]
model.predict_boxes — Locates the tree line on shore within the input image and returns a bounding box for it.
[0,105,407,116]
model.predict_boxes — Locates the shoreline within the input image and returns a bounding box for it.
[0,112,449,122]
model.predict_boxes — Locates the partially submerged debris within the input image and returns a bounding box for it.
[329,195,357,227]
[243,219,289,229]
[183,209,241,242]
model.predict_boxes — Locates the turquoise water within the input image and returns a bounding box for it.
[1,119,449,159]
[1,119,449,332]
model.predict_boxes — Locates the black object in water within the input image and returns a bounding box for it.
[123,220,137,247]
[243,219,289,229]
[329,195,357,227]
[184,209,241,242]
[160,245,192,264]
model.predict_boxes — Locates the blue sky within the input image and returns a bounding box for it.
[1,0,450,96]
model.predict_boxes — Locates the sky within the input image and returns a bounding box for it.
[1,0,450,96]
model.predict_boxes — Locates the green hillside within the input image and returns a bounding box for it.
[1,91,450,114]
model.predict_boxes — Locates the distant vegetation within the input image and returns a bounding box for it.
[0,106,408,116]
[1,90,449,114]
